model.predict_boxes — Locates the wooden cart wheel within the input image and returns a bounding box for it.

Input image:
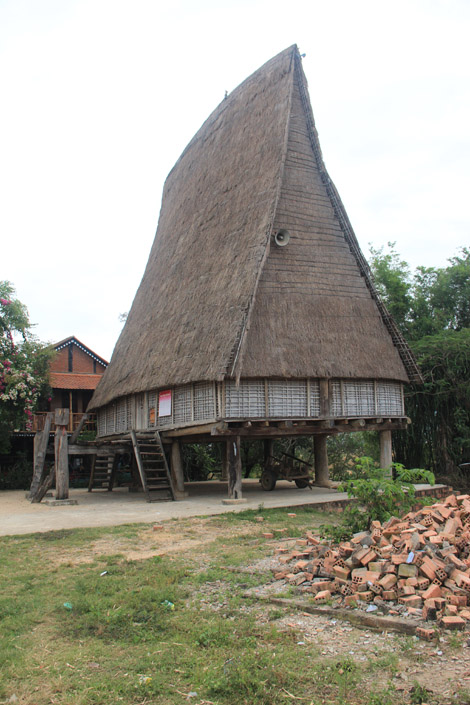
[260,470,277,491]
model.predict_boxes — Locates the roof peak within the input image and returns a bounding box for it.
[53,336,108,366]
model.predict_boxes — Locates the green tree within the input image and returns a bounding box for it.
[369,246,470,480]
[369,242,413,335]
[0,282,53,452]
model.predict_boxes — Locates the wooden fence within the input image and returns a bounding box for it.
[30,412,96,434]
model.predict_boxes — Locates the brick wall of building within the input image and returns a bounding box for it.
[51,344,107,374]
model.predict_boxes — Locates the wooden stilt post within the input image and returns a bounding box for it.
[313,434,330,487]
[55,408,70,500]
[171,441,187,496]
[29,411,53,500]
[226,437,242,499]
[379,430,393,475]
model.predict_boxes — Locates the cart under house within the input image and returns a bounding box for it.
[88,45,421,502]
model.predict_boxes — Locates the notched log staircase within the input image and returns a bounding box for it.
[88,431,175,502]
[88,453,117,492]
[130,431,175,502]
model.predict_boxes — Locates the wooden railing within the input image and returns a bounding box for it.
[31,412,97,434]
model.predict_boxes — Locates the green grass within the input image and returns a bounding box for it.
[0,509,442,704]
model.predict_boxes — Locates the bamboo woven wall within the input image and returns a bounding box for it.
[96,378,404,436]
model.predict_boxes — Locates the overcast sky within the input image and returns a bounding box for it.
[2,0,469,361]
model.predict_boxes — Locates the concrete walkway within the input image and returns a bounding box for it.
[0,480,349,536]
[0,481,446,537]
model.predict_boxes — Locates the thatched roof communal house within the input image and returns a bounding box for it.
[89,45,420,502]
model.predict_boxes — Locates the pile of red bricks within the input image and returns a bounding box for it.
[273,493,470,636]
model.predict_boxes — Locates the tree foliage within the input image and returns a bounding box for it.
[0,282,53,452]
[369,244,470,479]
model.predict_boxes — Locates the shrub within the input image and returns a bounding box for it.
[321,457,435,540]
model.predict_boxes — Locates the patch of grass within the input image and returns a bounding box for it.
[410,681,432,704]
[447,631,464,649]
[370,651,399,675]
[368,686,397,705]
[0,511,450,705]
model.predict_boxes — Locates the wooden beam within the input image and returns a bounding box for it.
[170,441,185,493]
[68,443,128,455]
[211,420,407,438]
[162,422,227,438]
[70,413,89,444]
[319,379,330,417]
[380,429,393,474]
[313,435,330,487]
[55,409,70,500]
[226,437,242,499]
[30,466,55,503]
[211,424,339,438]
[29,411,53,500]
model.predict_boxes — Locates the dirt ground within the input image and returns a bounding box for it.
[26,515,470,704]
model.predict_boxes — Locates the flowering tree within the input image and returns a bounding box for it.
[0,282,53,452]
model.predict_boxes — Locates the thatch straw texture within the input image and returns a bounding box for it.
[90,45,418,411]
[237,70,409,381]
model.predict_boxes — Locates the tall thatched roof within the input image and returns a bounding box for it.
[90,45,420,411]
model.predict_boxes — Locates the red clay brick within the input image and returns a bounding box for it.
[416,626,436,641]
[440,615,466,630]
[314,590,331,602]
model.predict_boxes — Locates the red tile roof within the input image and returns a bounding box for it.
[50,373,103,390]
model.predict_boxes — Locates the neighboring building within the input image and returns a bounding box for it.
[37,337,108,432]
[88,46,421,499]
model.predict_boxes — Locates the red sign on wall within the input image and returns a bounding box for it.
[158,390,172,417]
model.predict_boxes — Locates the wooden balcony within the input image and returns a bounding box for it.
[31,412,97,434]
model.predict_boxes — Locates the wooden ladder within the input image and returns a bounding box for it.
[130,430,175,502]
[88,453,117,492]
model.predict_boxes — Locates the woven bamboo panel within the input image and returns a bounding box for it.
[267,380,307,417]
[135,393,146,430]
[126,399,133,430]
[343,380,375,416]
[225,380,266,418]
[331,381,342,416]
[174,385,192,424]
[377,381,403,416]
[95,377,405,436]
[97,410,106,436]
[105,404,115,435]
[193,382,215,421]
[309,380,320,416]
[115,398,129,432]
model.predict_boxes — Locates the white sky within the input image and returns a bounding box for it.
[2,0,469,361]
